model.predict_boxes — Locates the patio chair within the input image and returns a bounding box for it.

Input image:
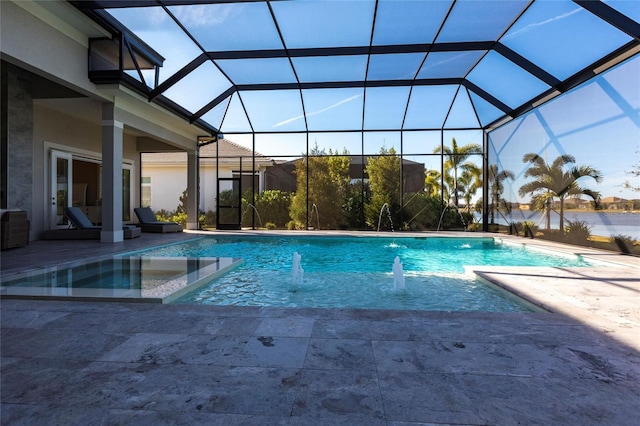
[44,207,140,239]
[134,207,183,233]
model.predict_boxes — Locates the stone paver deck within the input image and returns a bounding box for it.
[1,231,639,424]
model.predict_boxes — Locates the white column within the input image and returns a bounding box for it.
[186,148,199,230]
[101,103,124,243]
[258,167,265,193]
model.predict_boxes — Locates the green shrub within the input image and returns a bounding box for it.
[155,209,172,222]
[343,182,368,230]
[287,220,301,230]
[466,223,482,232]
[170,212,187,226]
[564,219,591,244]
[611,234,637,254]
[255,190,292,228]
[403,193,440,231]
[203,210,216,228]
[265,222,277,230]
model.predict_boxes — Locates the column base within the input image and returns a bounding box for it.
[101,230,124,243]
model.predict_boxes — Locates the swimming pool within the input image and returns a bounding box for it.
[135,235,591,311]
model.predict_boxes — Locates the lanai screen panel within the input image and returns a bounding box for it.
[87,0,638,135]
[76,0,638,233]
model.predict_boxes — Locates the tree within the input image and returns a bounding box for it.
[424,169,442,198]
[458,168,482,213]
[518,153,602,232]
[365,147,401,230]
[434,138,482,207]
[289,144,351,229]
[488,164,515,225]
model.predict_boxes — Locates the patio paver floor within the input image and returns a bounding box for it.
[2,231,639,424]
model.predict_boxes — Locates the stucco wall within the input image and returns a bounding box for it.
[141,163,236,213]
[141,164,187,213]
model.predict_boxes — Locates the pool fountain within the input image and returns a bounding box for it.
[392,256,405,290]
[291,251,304,287]
[241,203,263,228]
[377,203,395,232]
[310,203,320,230]
[437,202,467,231]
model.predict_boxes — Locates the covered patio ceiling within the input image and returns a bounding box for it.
[73,0,640,136]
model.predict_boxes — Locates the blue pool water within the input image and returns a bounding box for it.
[135,236,591,311]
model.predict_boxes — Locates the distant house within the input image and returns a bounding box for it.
[600,196,631,210]
[565,197,593,210]
[264,155,426,193]
[141,139,272,213]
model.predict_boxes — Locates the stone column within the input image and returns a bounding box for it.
[101,103,124,243]
[2,65,33,217]
[186,148,199,230]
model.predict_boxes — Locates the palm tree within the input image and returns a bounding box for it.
[424,169,442,198]
[434,138,482,207]
[518,153,602,232]
[488,164,515,224]
[458,168,482,212]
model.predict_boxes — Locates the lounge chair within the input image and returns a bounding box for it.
[134,207,183,233]
[44,207,141,240]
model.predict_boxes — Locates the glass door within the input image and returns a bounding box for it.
[216,177,241,230]
[50,150,73,229]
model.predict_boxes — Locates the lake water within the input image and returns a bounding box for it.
[496,210,639,238]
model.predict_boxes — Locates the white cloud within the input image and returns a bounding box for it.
[172,4,239,28]
[273,94,363,128]
[502,7,582,41]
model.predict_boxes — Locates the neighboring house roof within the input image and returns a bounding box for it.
[142,139,272,166]
[567,198,592,204]
[601,196,629,203]
[199,139,268,158]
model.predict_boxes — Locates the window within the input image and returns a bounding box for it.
[141,176,151,207]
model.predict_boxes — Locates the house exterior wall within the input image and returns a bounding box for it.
[141,163,187,213]
[32,103,140,236]
[2,1,210,239]
[141,161,235,214]
[1,1,103,100]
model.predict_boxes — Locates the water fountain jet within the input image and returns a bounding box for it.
[377,203,395,232]
[309,203,320,230]
[291,252,304,287]
[241,203,263,228]
[436,202,467,231]
[392,256,405,290]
